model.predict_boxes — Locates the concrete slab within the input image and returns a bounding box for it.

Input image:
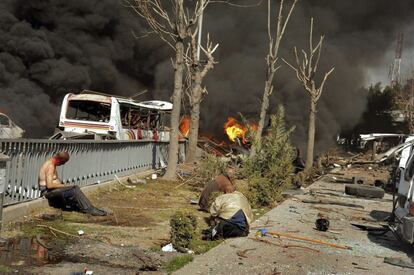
[176,169,413,275]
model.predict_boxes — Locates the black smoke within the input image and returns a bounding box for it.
[1,0,414,153]
[0,0,167,137]
[190,0,414,153]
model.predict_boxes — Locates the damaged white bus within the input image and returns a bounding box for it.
[51,91,173,141]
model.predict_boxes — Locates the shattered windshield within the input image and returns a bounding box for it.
[66,100,111,123]
[0,115,10,126]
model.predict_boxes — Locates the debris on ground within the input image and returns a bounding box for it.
[315,217,330,232]
[161,243,176,252]
[127,177,146,185]
[384,257,414,269]
[345,184,385,198]
[256,229,352,250]
[301,198,365,209]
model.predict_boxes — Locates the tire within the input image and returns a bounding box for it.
[345,184,385,199]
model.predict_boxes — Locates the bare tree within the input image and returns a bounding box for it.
[130,0,214,178]
[251,0,298,157]
[283,18,334,170]
[185,33,218,163]
[130,0,187,180]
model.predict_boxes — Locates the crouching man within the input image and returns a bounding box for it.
[38,151,111,216]
[198,166,236,212]
[204,184,253,240]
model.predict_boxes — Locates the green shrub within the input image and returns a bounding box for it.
[242,106,295,207]
[246,177,275,207]
[170,211,197,249]
[197,153,227,183]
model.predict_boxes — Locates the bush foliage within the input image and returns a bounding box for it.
[242,106,295,207]
[196,153,227,183]
[170,211,197,249]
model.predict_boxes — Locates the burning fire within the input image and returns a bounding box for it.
[179,115,190,137]
[224,117,257,144]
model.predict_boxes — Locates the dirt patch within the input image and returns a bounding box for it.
[2,175,213,273]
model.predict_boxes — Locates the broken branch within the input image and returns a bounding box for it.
[249,237,321,253]
[266,231,352,250]
[36,224,79,238]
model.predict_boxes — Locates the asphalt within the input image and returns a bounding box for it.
[176,168,414,275]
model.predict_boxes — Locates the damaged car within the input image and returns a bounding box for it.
[0,112,24,139]
[394,139,414,244]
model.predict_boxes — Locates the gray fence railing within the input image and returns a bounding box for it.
[0,139,186,206]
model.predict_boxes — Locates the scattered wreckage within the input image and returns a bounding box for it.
[335,133,414,245]
[50,90,173,141]
[0,112,24,139]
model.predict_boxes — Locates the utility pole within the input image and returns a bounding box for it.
[390,33,404,88]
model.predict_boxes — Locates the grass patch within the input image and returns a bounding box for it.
[164,254,194,273]
[0,265,12,273]
[189,238,222,254]
[20,218,96,238]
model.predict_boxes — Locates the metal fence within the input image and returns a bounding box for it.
[0,139,186,206]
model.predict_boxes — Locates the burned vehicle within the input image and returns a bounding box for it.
[0,113,24,139]
[50,91,173,141]
[393,137,414,244]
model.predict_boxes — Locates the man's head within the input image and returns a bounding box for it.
[223,166,236,181]
[216,174,236,194]
[53,151,70,166]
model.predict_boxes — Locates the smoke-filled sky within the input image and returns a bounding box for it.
[1,0,414,152]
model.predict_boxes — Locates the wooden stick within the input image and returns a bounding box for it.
[301,198,364,209]
[35,234,52,249]
[36,225,79,238]
[249,237,320,253]
[113,211,119,226]
[114,175,135,189]
[174,175,197,189]
[176,172,184,181]
[266,231,352,250]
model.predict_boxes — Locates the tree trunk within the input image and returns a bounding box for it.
[251,70,275,157]
[164,39,184,180]
[186,71,202,163]
[305,98,316,170]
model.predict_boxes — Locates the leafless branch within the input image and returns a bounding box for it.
[210,0,263,8]
[282,18,334,101]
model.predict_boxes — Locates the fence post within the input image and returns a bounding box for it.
[0,153,10,233]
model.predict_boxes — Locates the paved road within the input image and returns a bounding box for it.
[176,168,414,275]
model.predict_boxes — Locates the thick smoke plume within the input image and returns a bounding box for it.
[192,0,414,152]
[1,0,414,153]
[0,0,166,137]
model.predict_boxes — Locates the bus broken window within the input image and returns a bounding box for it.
[66,100,111,122]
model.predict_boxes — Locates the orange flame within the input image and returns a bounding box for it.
[224,117,245,143]
[224,117,257,144]
[179,115,190,137]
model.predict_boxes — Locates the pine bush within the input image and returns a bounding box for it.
[242,106,295,206]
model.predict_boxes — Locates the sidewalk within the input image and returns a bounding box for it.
[176,168,413,275]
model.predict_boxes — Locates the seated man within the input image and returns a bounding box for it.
[198,167,236,212]
[38,151,110,216]
[204,183,253,240]
[292,147,305,173]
